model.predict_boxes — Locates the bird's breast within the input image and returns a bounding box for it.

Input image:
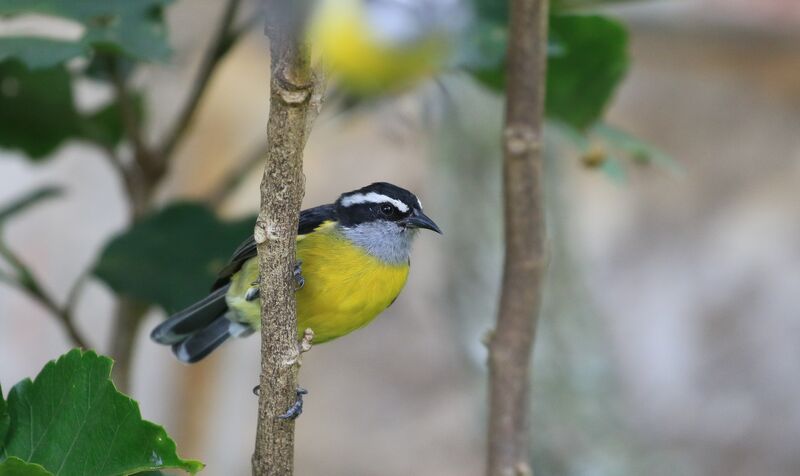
[295,226,410,343]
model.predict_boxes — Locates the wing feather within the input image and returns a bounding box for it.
[211,204,336,289]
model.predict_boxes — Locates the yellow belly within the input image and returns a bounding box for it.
[225,223,409,343]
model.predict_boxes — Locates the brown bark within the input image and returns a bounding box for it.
[251,13,322,475]
[486,1,550,476]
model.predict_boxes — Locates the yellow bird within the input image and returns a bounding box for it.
[151,182,441,363]
[307,0,467,94]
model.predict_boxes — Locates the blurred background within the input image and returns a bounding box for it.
[1,0,800,475]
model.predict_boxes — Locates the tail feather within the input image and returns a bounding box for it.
[151,285,230,345]
[171,317,232,363]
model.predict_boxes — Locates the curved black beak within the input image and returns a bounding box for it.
[406,210,442,234]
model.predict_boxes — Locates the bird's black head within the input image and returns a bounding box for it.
[335,182,441,233]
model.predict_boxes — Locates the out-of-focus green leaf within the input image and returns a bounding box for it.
[95,203,254,312]
[0,60,80,158]
[0,458,53,476]
[0,57,141,157]
[461,8,629,130]
[546,14,628,129]
[3,349,203,475]
[0,37,87,69]
[455,19,508,90]
[0,0,173,61]
[0,382,9,445]
[78,94,145,149]
[473,0,508,24]
[0,186,62,225]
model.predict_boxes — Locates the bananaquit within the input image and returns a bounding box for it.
[151,182,441,363]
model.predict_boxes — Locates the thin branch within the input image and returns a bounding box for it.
[251,7,321,474]
[207,142,267,208]
[207,69,325,209]
[109,63,148,163]
[159,0,244,161]
[0,241,90,349]
[486,0,550,475]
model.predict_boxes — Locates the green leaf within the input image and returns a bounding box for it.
[473,0,508,24]
[0,0,173,61]
[95,203,254,312]
[0,186,62,226]
[546,14,629,129]
[0,382,9,446]
[0,458,53,476]
[460,11,629,129]
[78,94,145,149]
[0,60,80,158]
[0,37,88,69]
[3,349,203,475]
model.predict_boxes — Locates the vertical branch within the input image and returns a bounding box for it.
[251,5,322,474]
[108,296,148,393]
[486,1,549,476]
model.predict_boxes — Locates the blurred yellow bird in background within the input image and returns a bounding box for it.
[307,0,469,94]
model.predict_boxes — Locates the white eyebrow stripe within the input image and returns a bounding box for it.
[340,192,409,213]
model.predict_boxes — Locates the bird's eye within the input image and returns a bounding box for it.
[380,204,395,216]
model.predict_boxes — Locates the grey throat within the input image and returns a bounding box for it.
[339,220,416,265]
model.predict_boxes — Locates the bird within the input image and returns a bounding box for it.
[307,0,468,94]
[150,182,441,365]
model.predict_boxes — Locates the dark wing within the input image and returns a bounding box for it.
[297,203,338,235]
[211,204,337,290]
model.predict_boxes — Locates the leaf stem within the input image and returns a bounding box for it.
[207,142,267,207]
[0,240,90,349]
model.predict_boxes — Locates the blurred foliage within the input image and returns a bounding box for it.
[94,203,255,312]
[461,1,629,130]
[0,58,145,158]
[0,37,87,69]
[553,121,680,182]
[0,384,7,445]
[0,61,82,158]
[546,15,628,129]
[0,0,172,62]
[0,186,61,225]
[0,349,202,475]
[0,0,163,159]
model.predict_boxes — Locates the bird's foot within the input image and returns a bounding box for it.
[294,261,304,289]
[244,263,301,299]
[278,387,308,420]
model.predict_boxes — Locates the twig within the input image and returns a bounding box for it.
[206,68,324,208]
[251,5,321,473]
[0,241,90,349]
[486,1,549,476]
[207,142,267,208]
[159,0,245,162]
[104,56,162,219]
